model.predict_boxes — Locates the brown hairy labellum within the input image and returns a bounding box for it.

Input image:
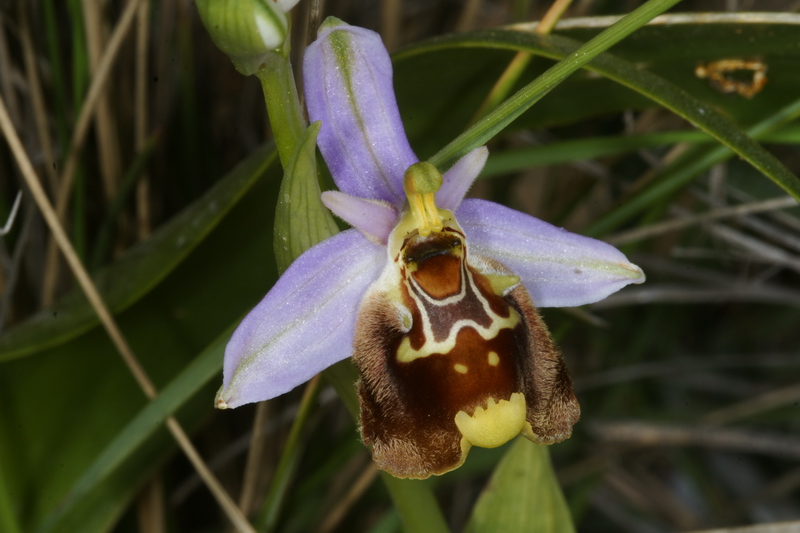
[352,218,580,479]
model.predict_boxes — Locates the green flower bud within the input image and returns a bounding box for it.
[196,0,298,75]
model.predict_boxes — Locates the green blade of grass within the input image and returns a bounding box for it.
[481,125,800,179]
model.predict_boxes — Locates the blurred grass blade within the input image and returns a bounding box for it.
[481,125,800,178]
[428,0,682,170]
[0,460,22,533]
[0,145,276,361]
[37,325,232,533]
[586,94,800,236]
[482,130,714,177]
[465,439,574,533]
[89,132,159,271]
[273,121,339,272]
[534,32,800,204]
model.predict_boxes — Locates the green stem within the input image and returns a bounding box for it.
[429,0,683,170]
[256,52,307,170]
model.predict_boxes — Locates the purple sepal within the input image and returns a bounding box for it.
[304,20,417,205]
[218,229,384,408]
[458,199,645,308]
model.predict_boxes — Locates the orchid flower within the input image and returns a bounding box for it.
[216,18,645,479]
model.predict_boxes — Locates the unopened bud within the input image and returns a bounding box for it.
[196,0,300,75]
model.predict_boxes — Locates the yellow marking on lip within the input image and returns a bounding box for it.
[455,393,527,448]
[487,351,499,366]
[454,364,468,374]
[396,308,520,363]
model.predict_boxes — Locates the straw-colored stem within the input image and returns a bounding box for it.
[468,0,574,125]
[136,475,165,533]
[19,1,59,193]
[317,463,379,533]
[43,0,144,305]
[81,0,122,202]
[537,0,574,35]
[239,401,272,517]
[135,0,152,240]
[380,0,400,51]
[606,196,798,246]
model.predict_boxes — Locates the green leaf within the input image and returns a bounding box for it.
[0,458,22,533]
[273,121,339,272]
[0,144,277,361]
[36,326,231,533]
[554,13,800,125]
[465,439,574,533]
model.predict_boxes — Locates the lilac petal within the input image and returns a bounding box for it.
[457,199,645,308]
[217,229,385,409]
[304,18,417,206]
[437,146,488,211]
[321,191,399,244]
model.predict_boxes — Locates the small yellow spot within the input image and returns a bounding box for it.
[487,351,499,366]
[454,364,468,374]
